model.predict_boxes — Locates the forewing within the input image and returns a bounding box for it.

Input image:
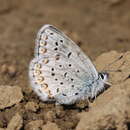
[35,24,98,79]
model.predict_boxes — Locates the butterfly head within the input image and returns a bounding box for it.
[98,72,109,84]
[90,72,110,98]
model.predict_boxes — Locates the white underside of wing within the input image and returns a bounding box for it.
[29,24,99,104]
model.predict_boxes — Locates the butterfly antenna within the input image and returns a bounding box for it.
[104,81,112,86]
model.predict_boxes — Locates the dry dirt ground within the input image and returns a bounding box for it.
[0,0,130,130]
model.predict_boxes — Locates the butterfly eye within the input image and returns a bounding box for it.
[99,72,109,80]
[100,74,104,79]
[99,73,104,79]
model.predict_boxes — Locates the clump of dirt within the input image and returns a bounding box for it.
[0,85,23,109]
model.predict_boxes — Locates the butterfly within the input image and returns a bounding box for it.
[29,24,108,105]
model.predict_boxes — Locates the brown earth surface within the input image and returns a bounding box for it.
[0,0,130,130]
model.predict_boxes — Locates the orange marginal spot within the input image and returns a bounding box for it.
[41,34,46,40]
[41,83,48,89]
[48,90,53,98]
[35,63,41,69]
[37,76,44,84]
[39,48,47,54]
[43,59,49,64]
[34,70,41,75]
[40,41,47,46]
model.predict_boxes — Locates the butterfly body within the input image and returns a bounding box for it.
[29,24,108,105]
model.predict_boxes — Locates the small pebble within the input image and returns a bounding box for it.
[25,102,39,112]
[8,65,17,77]
[0,85,23,109]
[1,64,17,77]
[55,106,65,118]
[25,120,43,130]
[45,111,56,122]
[7,113,23,130]
[42,121,61,130]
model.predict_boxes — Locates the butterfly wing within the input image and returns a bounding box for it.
[35,24,98,79]
[29,24,99,104]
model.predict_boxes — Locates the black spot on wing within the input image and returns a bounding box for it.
[71,78,74,81]
[67,52,72,58]
[50,32,53,35]
[62,93,67,96]
[71,85,74,88]
[59,65,62,67]
[75,93,78,95]
[60,82,63,85]
[51,73,55,76]
[68,64,72,67]
[54,48,58,51]
[77,70,80,73]
[64,72,67,77]
[60,40,63,43]
[56,88,59,93]
[55,42,58,46]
